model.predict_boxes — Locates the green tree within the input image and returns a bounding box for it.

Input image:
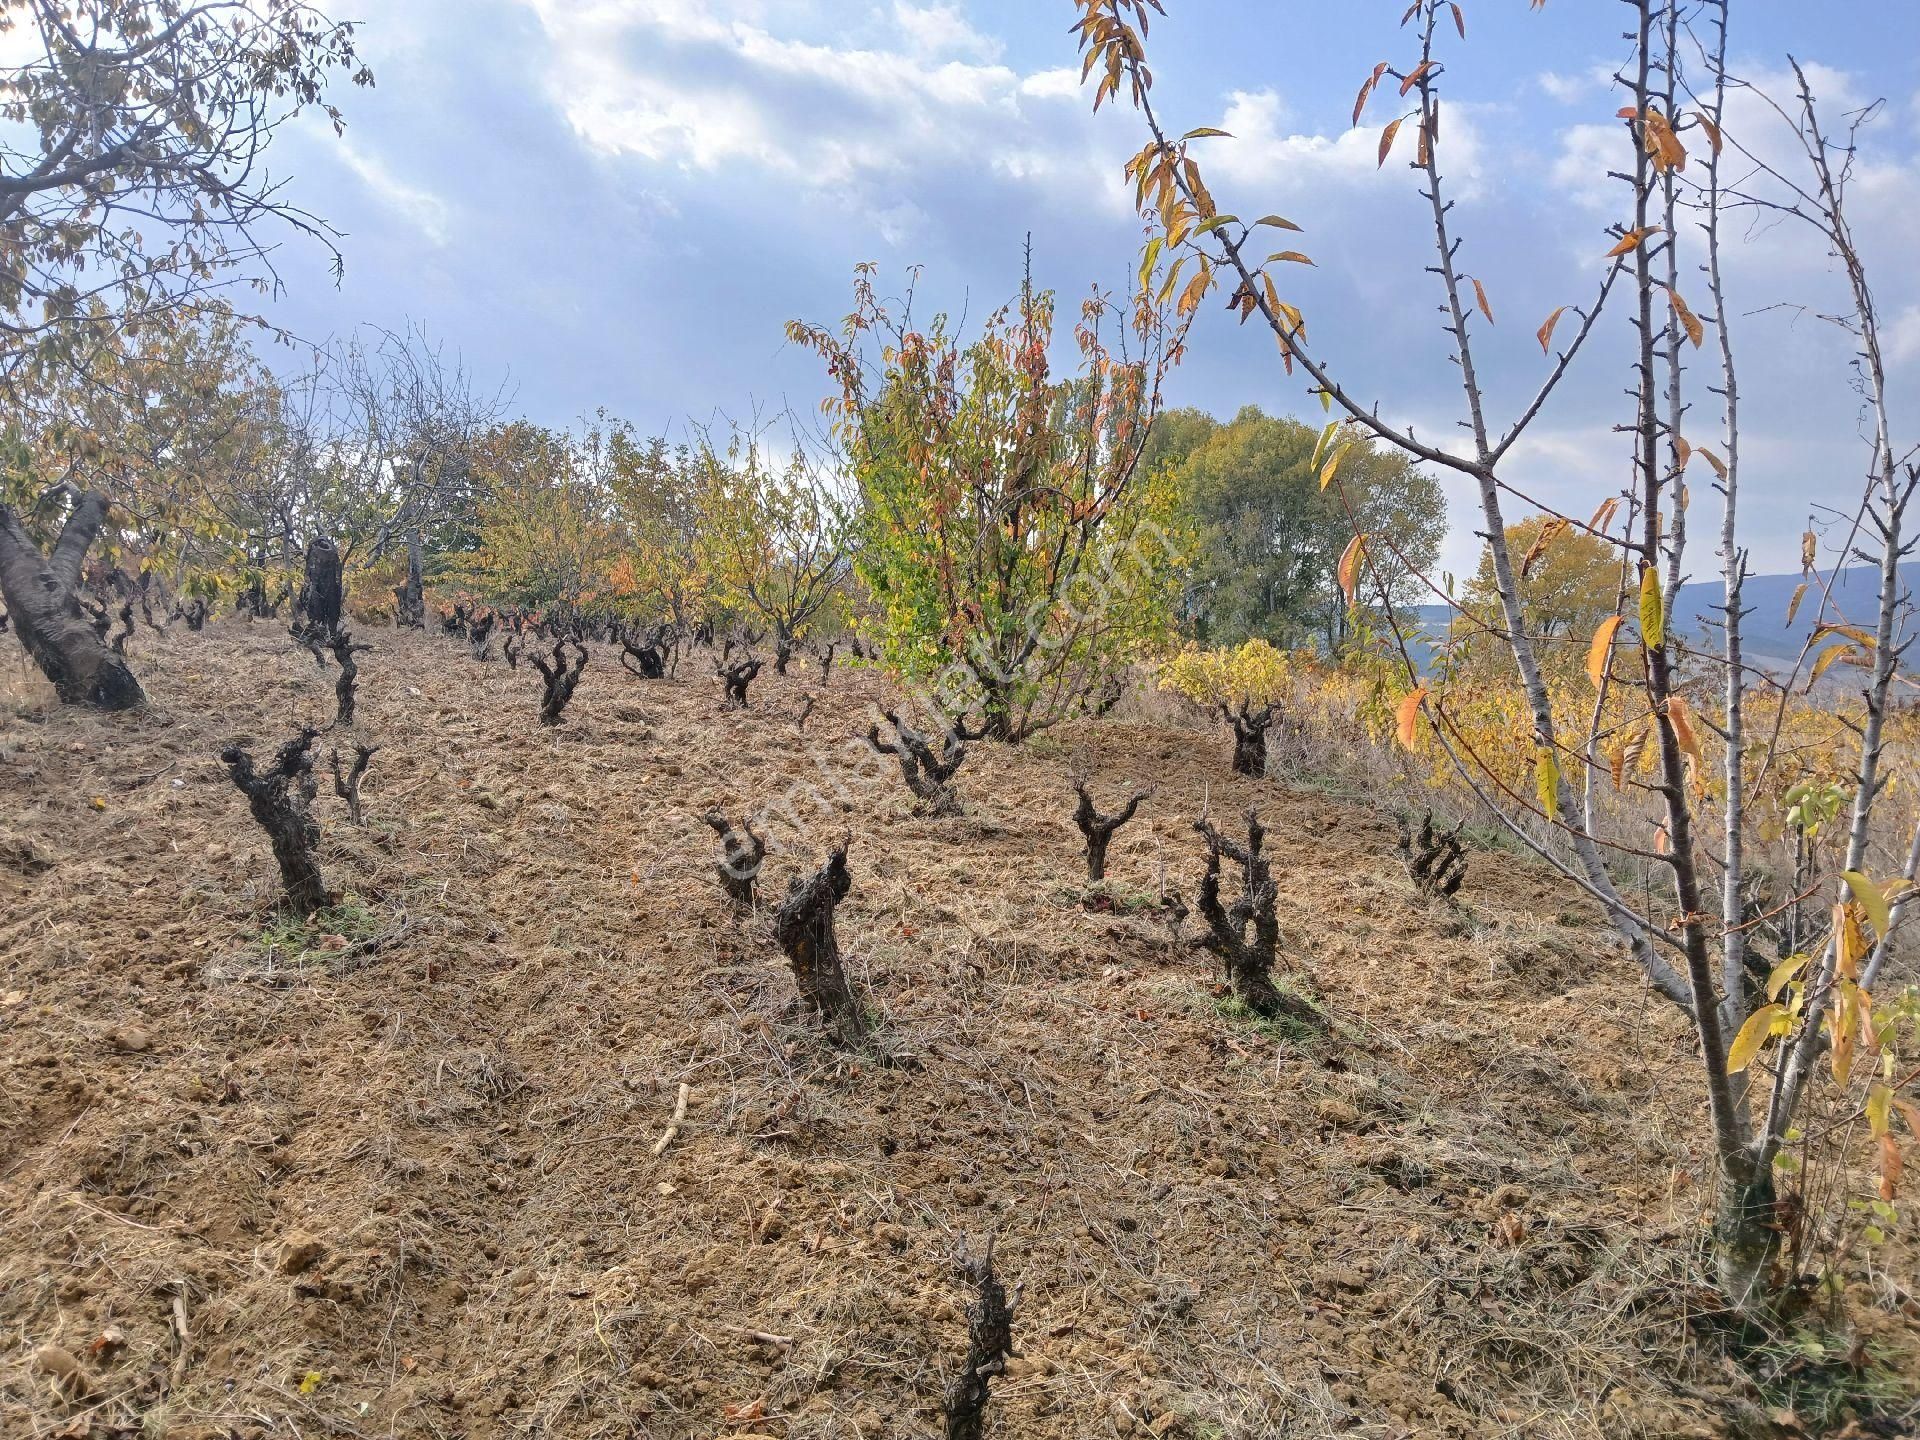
[1169,405,1444,649]
[461,421,619,619]
[790,263,1186,740]
[695,434,848,672]
[1457,517,1621,682]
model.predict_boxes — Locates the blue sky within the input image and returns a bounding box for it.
[258,1,1920,580]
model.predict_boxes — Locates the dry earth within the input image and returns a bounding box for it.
[2,621,1917,1440]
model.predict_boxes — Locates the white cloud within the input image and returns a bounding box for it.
[892,2,1001,62]
[1205,89,1490,203]
[1537,71,1589,105]
[513,0,1130,229]
[1887,304,1920,366]
[337,143,451,246]
[1019,67,1083,102]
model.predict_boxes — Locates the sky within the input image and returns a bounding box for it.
[251,0,1920,582]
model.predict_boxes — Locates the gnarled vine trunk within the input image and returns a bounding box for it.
[0,492,144,710]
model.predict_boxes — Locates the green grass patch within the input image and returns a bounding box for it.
[252,894,382,965]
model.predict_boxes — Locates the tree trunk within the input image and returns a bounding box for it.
[297,536,344,633]
[394,527,425,628]
[0,493,145,710]
[1714,1148,1779,1315]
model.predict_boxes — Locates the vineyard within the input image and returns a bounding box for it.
[2,0,1919,1437]
[2,620,1909,1440]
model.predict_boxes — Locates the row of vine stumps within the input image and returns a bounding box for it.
[96,551,1481,1439]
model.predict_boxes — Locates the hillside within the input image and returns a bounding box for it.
[2,623,1916,1439]
[1408,563,1914,673]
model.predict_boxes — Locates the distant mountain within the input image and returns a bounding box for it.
[1402,564,1916,674]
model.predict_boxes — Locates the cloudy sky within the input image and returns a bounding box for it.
[256,0,1920,580]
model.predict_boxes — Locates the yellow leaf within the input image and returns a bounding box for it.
[1697,447,1729,480]
[1785,581,1808,627]
[1320,444,1348,491]
[1836,902,1868,981]
[1809,640,1855,688]
[1831,981,1858,1086]
[1588,496,1620,532]
[1537,305,1569,355]
[1606,225,1663,257]
[1843,870,1891,938]
[1520,517,1567,579]
[1256,214,1303,232]
[1867,1084,1893,1139]
[1587,616,1623,690]
[1638,568,1664,650]
[299,1371,324,1396]
[1395,688,1428,749]
[1310,419,1340,472]
[1727,1003,1786,1073]
[1765,953,1810,1002]
[1535,745,1560,822]
[1693,110,1723,154]
[1337,533,1367,604]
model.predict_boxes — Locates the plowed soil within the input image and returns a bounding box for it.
[2,622,1915,1439]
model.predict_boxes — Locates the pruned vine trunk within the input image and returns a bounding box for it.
[223,728,328,914]
[1397,811,1467,900]
[702,811,766,906]
[774,839,869,1044]
[1072,779,1148,882]
[532,641,588,725]
[1219,701,1274,778]
[944,1240,1016,1440]
[870,711,966,816]
[1195,810,1323,1031]
[329,627,372,727]
[718,656,761,709]
[330,743,378,826]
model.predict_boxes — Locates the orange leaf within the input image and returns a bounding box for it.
[1337,533,1367,605]
[1378,117,1404,167]
[1395,688,1428,749]
[1537,305,1569,355]
[1605,226,1663,257]
[1469,276,1494,325]
[1666,696,1702,767]
[1587,616,1624,690]
[1666,287,1705,347]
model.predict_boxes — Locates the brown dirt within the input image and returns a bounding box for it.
[1,622,1914,1440]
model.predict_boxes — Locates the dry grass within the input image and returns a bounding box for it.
[1,621,1915,1439]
